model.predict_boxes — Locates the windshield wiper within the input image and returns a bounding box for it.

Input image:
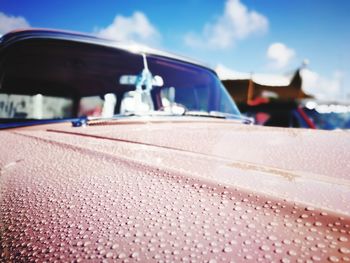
[70,109,253,128]
[183,110,254,124]
[71,110,184,127]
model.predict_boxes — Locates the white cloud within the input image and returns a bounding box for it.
[216,64,251,80]
[0,12,30,35]
[266,42,295,69]
[95,11,160,45]
[301,68,344,100]
[184,0,268,49]
[216,63,290,86]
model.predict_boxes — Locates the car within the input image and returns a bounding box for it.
[0,29,349,262]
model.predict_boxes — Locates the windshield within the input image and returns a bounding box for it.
[0,37,240,123]
[147,55,240,114]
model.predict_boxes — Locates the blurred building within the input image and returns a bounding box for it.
[221,68,315,128]
[222,69,312,105]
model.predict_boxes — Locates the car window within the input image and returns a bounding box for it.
[0,38,241,122]
[147,55,240,114]
[0,93,73,119]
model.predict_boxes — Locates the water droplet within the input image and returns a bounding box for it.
[339,236,348,242]
[260,245,270,251]
[312,255,321,261]
[223,246,232,253]
[268,235,277,241]
[281,258,291,263]
[314,221,322,227]
[329,256,340,262]
[340,247,350,254]
[247,223,255,229]
[111,244,119,249]
[118,253,126,259]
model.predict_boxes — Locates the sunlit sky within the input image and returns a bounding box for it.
[1,0,349,101]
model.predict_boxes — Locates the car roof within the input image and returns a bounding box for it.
[0,28,215,74]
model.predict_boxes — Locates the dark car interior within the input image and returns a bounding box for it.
[0,37,238,123]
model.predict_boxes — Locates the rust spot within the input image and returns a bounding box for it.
[228,162,297,181]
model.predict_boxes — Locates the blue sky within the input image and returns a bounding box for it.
[1,0,349,100]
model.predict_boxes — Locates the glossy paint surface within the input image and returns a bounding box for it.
[1,118,350,262]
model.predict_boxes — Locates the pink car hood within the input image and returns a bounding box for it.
[1,118,350,262]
